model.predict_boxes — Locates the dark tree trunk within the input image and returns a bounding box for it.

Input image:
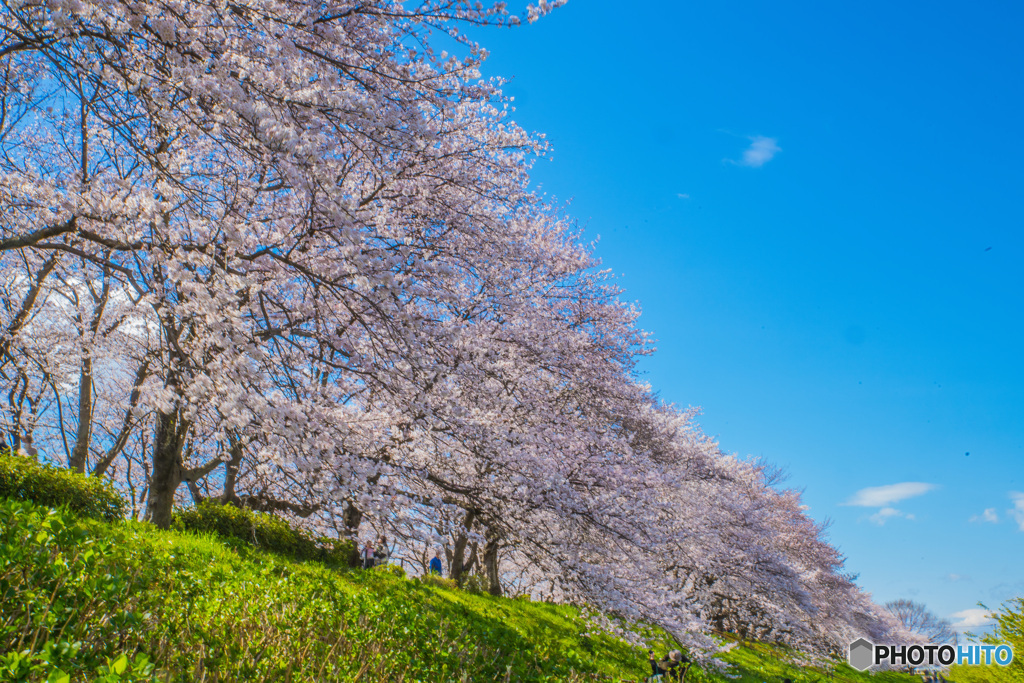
[450,533,469,585]
[341,471,383,537]
[450,508,476,586]
[186,478,205,505]
[343,501,363,535]
[70,263,111,473]
[483,529,502,596]
[145,408,188,528]
[69,356,92,473]
[221,433,244,503]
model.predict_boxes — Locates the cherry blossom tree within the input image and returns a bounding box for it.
[0,0,909,660]
[0,0,568,523]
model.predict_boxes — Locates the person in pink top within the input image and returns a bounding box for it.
[361,541,375,569]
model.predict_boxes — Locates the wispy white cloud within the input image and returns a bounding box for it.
[729,136,781,168]
[969,508,999,524]
[845,483,935,525]
[1009,492,1024,531]
[945,573,971,582]
[950,608,994,632]
[843,482,937,507]
[676,193,690,199]
[868,507,915,525]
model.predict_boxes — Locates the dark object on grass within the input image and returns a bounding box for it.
[648,649,690,682]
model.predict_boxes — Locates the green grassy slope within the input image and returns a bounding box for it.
[706,638,930,683]
[0,497,923,683]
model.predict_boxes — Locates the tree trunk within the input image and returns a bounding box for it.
[221,432,244,503]
[186,478,205,505]
[145,408,188,528]
[483,529,502,596]
[450,508,476,586]
[450,533,469,585]
[69,356,93,473]
[70,261,111,474]
[343,501,363,535]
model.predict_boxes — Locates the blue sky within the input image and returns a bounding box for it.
[469,1,1024,633]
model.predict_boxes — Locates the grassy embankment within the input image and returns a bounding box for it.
[0,496,930,683]
[0,452,927,682]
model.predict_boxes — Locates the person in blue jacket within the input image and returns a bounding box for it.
[429,549,443,575]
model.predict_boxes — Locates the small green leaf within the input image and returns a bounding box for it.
[112,653,128,675]
[46,669,70,683]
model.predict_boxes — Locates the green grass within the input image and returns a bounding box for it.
[0,496,926,683]
[705,636,929,683]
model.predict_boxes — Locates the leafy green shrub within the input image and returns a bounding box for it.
[948,598,1024,683]
[376,562,406,578]
[0,449,125,521]
[0,499,157,682]
[173,499,357,567]
[462,572,488,594]
[419,572,457,590]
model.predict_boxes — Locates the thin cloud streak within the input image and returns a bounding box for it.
[843,482,938,507]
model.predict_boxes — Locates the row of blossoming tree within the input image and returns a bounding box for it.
[0,0,913,660]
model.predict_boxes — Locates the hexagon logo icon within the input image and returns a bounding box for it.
[849,638,874,671]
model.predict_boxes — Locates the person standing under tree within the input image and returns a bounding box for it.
[429,550,443,575]
[361,541,375,569]
[375,535,389,565]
